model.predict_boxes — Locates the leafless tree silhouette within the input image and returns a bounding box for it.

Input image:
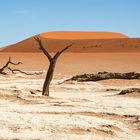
[0,57,42,75]
[0,57,22,75]
[34,36,73,96]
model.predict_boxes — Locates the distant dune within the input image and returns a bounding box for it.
[1,31,140,52]
[40,31,128,39]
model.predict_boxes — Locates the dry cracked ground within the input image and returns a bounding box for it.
[0,72,140,140]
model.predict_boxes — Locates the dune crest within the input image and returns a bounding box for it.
[1,31,140,53]
[40,31,128,39]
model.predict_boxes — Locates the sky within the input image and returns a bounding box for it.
[0,0,140,47]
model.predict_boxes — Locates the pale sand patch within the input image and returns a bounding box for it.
[0,73,139,139]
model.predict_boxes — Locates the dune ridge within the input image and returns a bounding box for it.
[40,31,128,39]
[1,31,140,53]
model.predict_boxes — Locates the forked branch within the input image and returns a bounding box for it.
[0,57,42,75]
[34,36,52,61]
[53,43,73,60]
[0,57,22,75]
[34,36,73,61]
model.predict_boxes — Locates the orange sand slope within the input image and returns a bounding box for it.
[0,53,140,74]
[1,31,140,52]
[40,31,128,39]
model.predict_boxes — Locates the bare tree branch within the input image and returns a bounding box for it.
[0,57,22,74]
[53,43,73,60]
[8,57,22,65]
[7,67,43,75]
[34,36,52,61]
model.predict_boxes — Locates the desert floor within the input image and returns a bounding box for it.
[0,72,140,140]
[0,53,140,74]
[0,53,140,140]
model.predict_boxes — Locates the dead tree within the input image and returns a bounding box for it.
[0,57,42,75]
[0,57,22,75]
[34,36,73,96]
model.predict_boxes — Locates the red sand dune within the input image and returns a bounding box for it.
[40,31,128,39]
[1,31,140,52]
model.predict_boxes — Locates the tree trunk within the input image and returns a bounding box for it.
[42,59,56,96]
[34,36,73,96]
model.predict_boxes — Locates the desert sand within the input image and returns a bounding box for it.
[0,52,140,139]
[1,31,140,53]
[40,31,128,39]
[0,53,140,74]
[0,72,140,140]
[0,31,140,139]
